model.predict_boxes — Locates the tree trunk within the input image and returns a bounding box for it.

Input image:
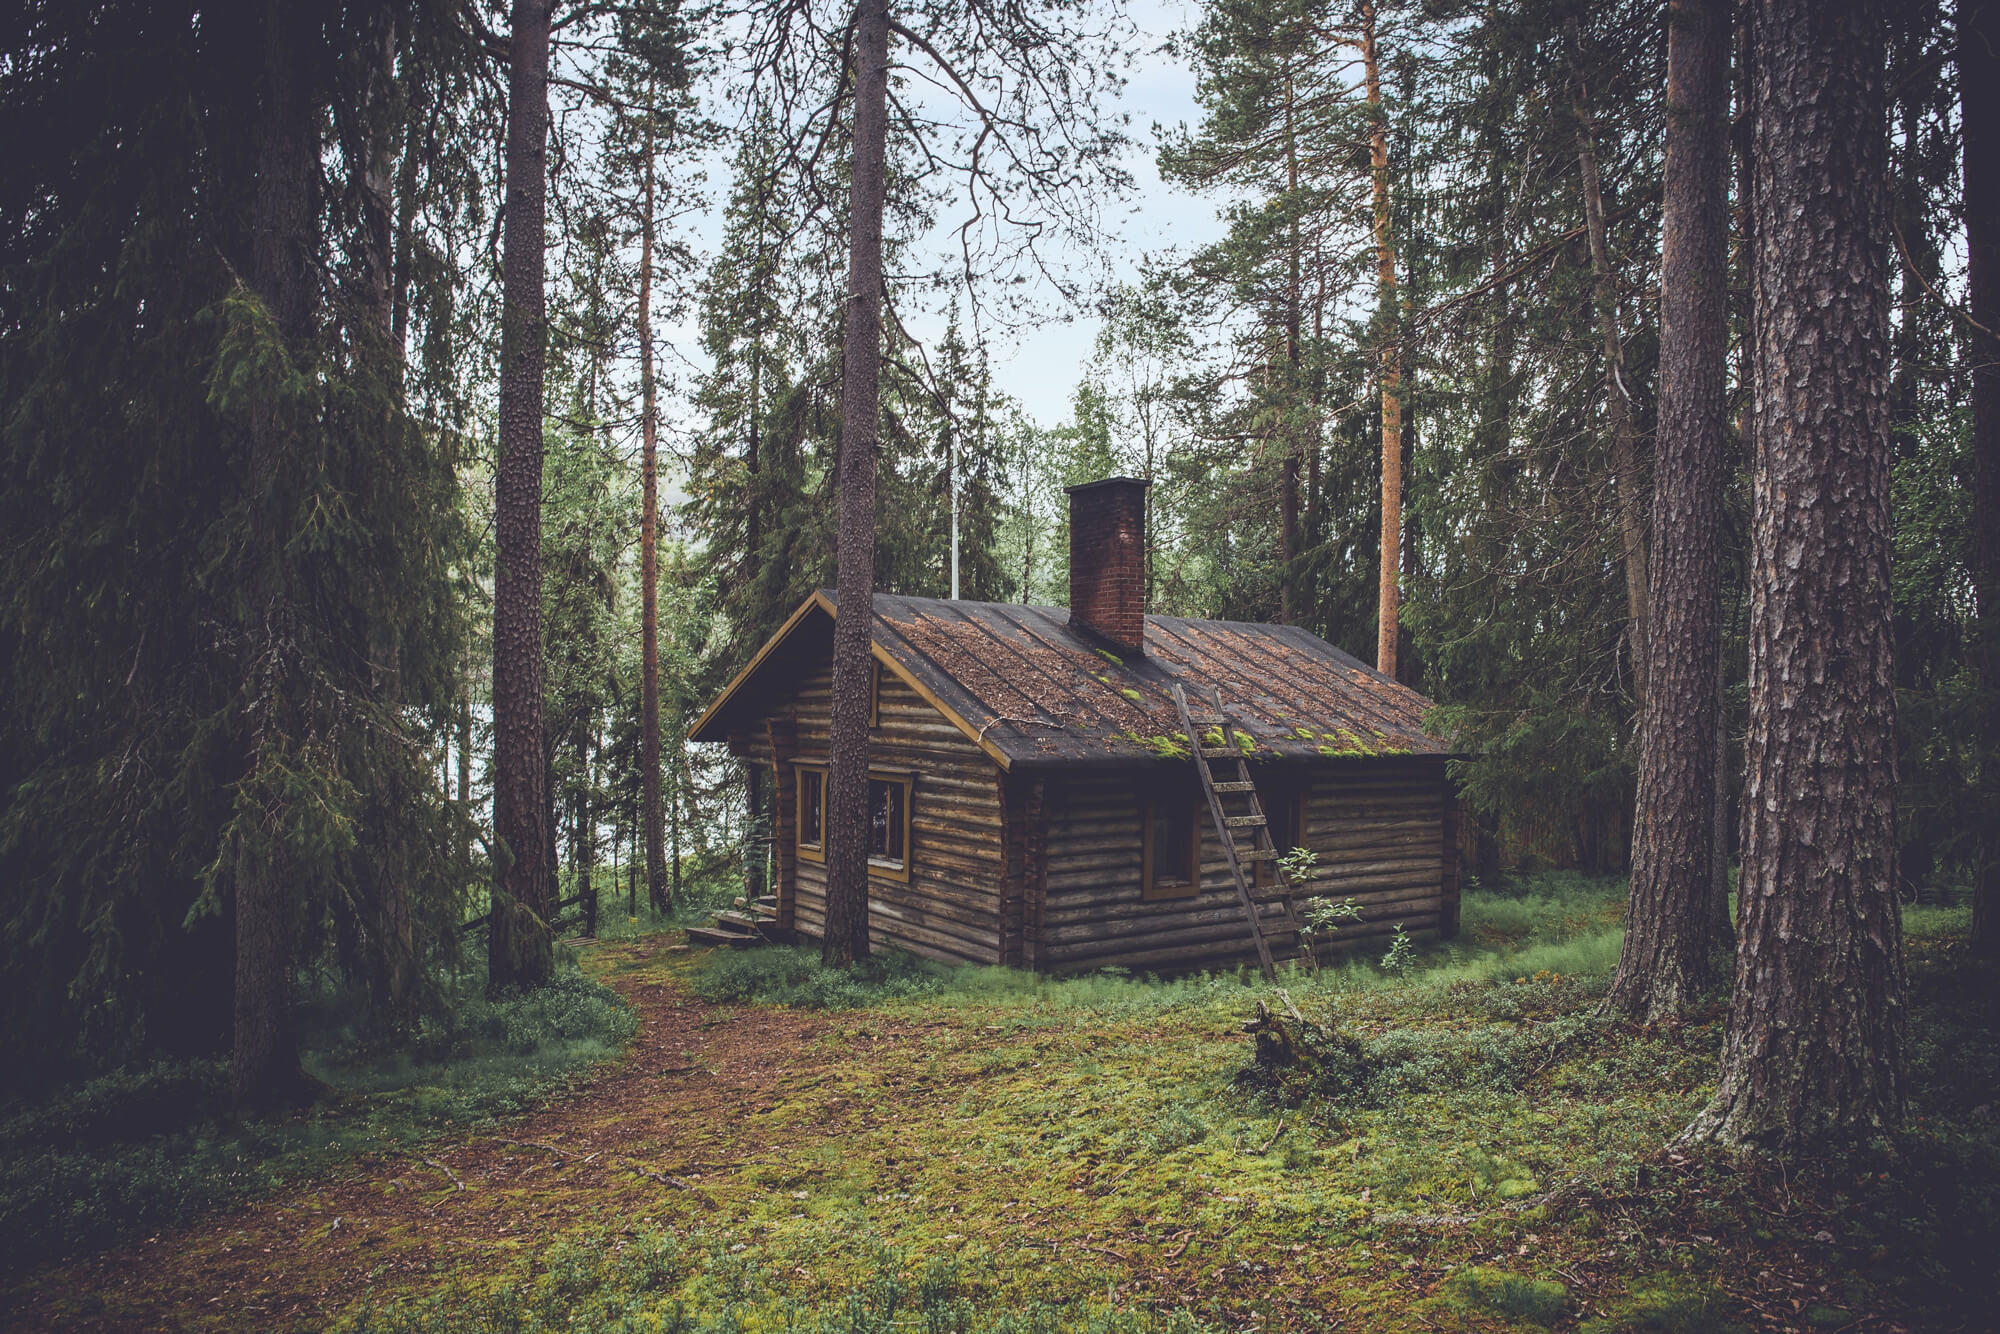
[488,0,555,992]
[822,0,891,967]
[1681,0,1904,1152]
[1571,50,1653,710]
[1361,1,1402,678]
[1609,0,1731,1022]
[1963,0,2000,959]
[1279,70,1302,627]
[233,0,318,1110]
[580,724,597,937]
[358,9,416,1027]
[358,11,399,357]
[639,102,669,920]
[745,763,766,903]
[669,737,684,906]
[457,632,473,862]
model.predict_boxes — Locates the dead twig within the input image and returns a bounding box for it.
[1072,1242,1130,1262]
[1275,988,1305,1023]
[621,1156,718,1208]
[496,1137,571,1163]
[1256,1119,1288,1154]
[421,1156,464,1192]
[1093,1162,1137,1195]
[1162,1229,1195,1260]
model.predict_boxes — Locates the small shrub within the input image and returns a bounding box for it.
[1380,925,1416,977]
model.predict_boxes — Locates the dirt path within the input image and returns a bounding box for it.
[3,940,900,1333]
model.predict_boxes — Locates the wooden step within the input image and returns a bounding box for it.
[714,909,763,932]
[685,924,759,949]
[754,894,779,911]
[1198,745,1246,758]
[1223,815,1266,828]
[1212,781,1257,793]
[1237,848,1278,862]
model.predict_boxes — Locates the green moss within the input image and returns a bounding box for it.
[23,890,1996,1332]
[1120,687,1145,704]
[1095,648,1124,665]
[1441,1267,1568,1326]
[1116,730,1189,760]
[1578,1276,1745,1334]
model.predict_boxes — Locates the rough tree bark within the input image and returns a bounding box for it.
[234,0,319,1110]
[1571,48,1653,710]
[639,101,669,919]
[822,0,891,966]
[355,8,417,1027]
[1278,68,1302,627]
[1963,0,2000,959]
[1609,0,1731,1022]
[743,294,769,908]
[1361,0,1402,677]
[1681,0,1904,1152]
[487,0,556,992]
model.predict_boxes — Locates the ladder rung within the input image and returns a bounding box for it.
[1188,713,1224,725]
[1198,746,1242,758]
[1237,848,1278,862]
[1223,815,1266,828]
[1213,781,1256,793]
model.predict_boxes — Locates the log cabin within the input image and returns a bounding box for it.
[688,477,1461,974]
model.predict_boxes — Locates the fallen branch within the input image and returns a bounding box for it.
[1256,1119,1288,1154]
[421,1156,464,1192]
[496,1137,571,1163]
[621,1156,717,1208]
[1072,1241,1130,1262]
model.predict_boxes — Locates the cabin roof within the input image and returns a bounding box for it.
[688,589,1450,770]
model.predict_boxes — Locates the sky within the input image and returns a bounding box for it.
[655,0,1229,434]
[971,0,1226,425]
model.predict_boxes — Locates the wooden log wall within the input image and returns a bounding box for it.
[741,660,1009,965]
[1034,757,1455,974]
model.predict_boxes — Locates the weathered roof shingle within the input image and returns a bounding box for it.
[690,590,1448,768]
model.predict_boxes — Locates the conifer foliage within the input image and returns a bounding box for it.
[0,0,1983,1160]
[1,0,475,1097]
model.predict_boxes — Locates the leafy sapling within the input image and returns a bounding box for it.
[1283,848,1363,972]
[1380,924,1416,977]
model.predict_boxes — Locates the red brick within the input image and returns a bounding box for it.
[1066,477,1149,653]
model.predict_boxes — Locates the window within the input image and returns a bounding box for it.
[796,765,825,862]
[1143,792,1202,900]
[868,773,913,880]
[1257,784,1310,887]
[793,762,914,881]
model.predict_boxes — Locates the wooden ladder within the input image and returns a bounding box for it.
[1170,683,1299,981]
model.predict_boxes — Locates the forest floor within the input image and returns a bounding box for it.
[3,882,1995,1334]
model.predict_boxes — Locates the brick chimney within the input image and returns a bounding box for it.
[1065,476,1150,655]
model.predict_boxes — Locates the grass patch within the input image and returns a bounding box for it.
[15,878,1999,1334]
[334,1227,1217,1334]
[0,967,635,1278]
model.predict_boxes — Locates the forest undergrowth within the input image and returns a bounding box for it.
[5,876,1995,1333]
[0,962,636,1280]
